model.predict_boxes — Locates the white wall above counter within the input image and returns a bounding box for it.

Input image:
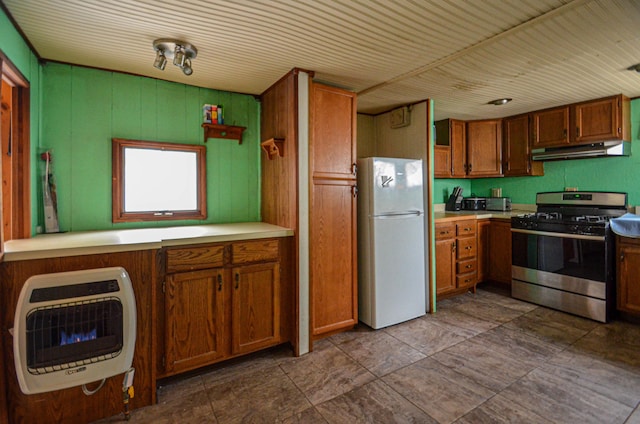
[2,222,294,261]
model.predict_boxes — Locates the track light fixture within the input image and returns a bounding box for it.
[152,38,197,76]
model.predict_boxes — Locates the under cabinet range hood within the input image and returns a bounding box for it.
[532,141,630,161]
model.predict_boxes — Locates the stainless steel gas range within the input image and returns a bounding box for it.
[511,191,628,322]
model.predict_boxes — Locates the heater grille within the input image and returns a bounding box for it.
[26,297,124,374]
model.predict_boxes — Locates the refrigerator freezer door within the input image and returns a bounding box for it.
[363,214,426,329]
[371,158,424,215]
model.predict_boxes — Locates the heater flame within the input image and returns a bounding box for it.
[60,328,97,345]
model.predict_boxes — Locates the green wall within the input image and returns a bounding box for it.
[41,63,261,231]
[436,99,640,207]
[0,6,41,234]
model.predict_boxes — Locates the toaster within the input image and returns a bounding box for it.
[462,197,486,211]
[486,197,512,211]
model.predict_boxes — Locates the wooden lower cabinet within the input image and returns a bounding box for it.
[435,219,478,298]
[488,220,512,284]
[435,222,456,295]
[162,239,284,377]
[232,262,280,355]
[310,180,358,338]
[617,236,640,316]
[164,268,226,375]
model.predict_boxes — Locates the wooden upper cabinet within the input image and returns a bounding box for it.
[573,95,629,144]
[310,83,357,180]
[434,145,451,178]
[531,106,570,148]
[503,114,543,177]
[450,119,467,177]
[466,119,502,177]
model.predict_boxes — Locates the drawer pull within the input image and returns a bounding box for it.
[465,246,472,250]
[466,265,472,269]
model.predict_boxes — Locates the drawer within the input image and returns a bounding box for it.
[435,222,455,240]
[457,258,477,275]
[231,239,279,264]
[456,220,477,237]
[457,272,477,289]
[166,245,225,273]
[456,237,476,260]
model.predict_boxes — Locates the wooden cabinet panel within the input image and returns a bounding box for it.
[435,222,455,240]
[488,220,512,284]
[164,268,226,375]
[310,83,357,179]
[456,237,476,260]
[532,106,570,147]
[466,119,502,177]
[435,237,456,295]
[456,220,476,237]
[476,219,490,282]
[450,119,467,177]
[166,245,225,273]
[457,272,477,289]
[231,239,279,264]
[231,262,281,355]
[503,114,544,177]
[457,258,477,274]
[434,145,451,178]
[310,180,358,336]
[617,237,640,315]
[574,95,628,144]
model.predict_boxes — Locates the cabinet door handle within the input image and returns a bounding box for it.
[620,253,624,262]
[235,272,239,289]
[352,163,358,176]
[575,127,579,137]
[452,242,456,252]
[217,274,223,291]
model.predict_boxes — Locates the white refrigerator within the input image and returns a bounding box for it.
[357,157,426,329]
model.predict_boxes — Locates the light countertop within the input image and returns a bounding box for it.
[2,222,294,262]
[433,209,532,222]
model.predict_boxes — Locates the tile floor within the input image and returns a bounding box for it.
[95,283,640,423]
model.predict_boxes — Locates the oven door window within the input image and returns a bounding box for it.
[512,232,606,282]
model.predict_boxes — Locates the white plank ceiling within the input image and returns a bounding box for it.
[3,0,640,119]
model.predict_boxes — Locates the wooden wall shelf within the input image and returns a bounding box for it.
[261,138,285,159]
[202,124,246,144]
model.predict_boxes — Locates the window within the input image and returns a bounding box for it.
[112,138,206,222]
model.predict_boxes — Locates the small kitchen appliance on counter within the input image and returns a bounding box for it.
[462,197,487,211]
[486,197,512,211]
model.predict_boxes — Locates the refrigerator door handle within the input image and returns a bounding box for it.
[373,210,423,218]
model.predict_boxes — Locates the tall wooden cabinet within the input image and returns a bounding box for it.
[309,82,358,338]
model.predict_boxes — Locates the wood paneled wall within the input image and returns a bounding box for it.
[0,251,156,423]
[260,70,300,353]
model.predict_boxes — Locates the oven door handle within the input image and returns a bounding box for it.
[511,228,605,242]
